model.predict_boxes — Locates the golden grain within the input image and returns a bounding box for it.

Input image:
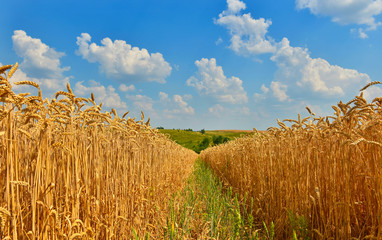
[7,62,17,79]
[0,63,197,239]
[200,81,382,239]
[13,80,40,89]
[360,81,382,91]
[0,65,12,74]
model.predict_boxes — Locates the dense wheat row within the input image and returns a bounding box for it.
[0,63,197,239]
[201,84,382,239]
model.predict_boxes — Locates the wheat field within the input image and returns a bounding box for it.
[3,61,382,239]
[200,83,382,239]
[0,63,198,239]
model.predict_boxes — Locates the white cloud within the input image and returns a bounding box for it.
[2,63,69,99]
[186,58,248,104]
[159,92,170,102]
[225,0,247,14]
[12,30,69,79]
[126,94,154,112]
[357,28,369,39]
[161,93,195,118]
[296,0,382,38]
[75,80,128,112]
[215,37,223,45]
[270,81,290,102]
[261,84,269,94]
[208,104,250,118]
[183,94,193,101]
[363,85,382,103]
[254,84,269,101]
[173,95,195,115]
[271,38,370,98]
[216,0,371,105]
[9,30,72,97]
[215,0,275,55]
[119,83,135,92]
[76,33,172,83]
[240,106,250,115]
[5,66,39,94]
[209,104,225,116]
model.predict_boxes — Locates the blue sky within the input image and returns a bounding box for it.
[2,0,382,130]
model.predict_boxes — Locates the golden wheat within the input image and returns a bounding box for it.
[200,82,382,239]
[0,63,197,239]
[360,81,382,91]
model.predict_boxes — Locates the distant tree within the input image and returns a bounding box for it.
[156,126,164,129]
[212,135,223,145]
[212,135,230,146]
[195,137,210,153]
[200,129,205,134]
[184,128,193,131]
[200,137,210,147]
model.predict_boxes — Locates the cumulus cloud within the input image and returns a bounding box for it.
[9,67,69,96]
[209,104,225,115]
[5,66,39,94]
[76,33,172,83]
[216,0,371,102]
[119,83,135,92]
[160,92,195,118]
[296,0,382,38]
[241,106,251,115]
[355,28,369,39]
[159,92,170,102]
[270,81,290,102]
[215,37,223,45]
[75,80,128,112]
[363,85,382,102]
[270,38,370,98]
[126,94,154,112]
[10,30,72,97]
[12,30,70,79]
[186,58,248,104]
[254,84,269,101]
[183,94,193,101]
[215,0,275,55]
[6,30,71,96]
[173,95,195,115]
[226,0,247,14]
[208,104,250,118]
[261,84,269,94]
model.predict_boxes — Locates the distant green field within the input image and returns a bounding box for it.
[158,129,253,153]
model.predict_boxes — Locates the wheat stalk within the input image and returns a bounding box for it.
[360,81,382,91]
[0,62,197,239]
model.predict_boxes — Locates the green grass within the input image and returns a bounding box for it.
[129,158,308,239]
[163,159,262,239]
[158,129,207,150]
[158,129,252,152]
[161,159,309,240]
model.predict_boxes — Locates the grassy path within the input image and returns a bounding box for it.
[162,159,276,240]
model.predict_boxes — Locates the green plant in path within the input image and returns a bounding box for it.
[288,210,310,240]
[135,159,312,239]
[164,159,263,239]
[196,137,210,153]
[263,222,275,240]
